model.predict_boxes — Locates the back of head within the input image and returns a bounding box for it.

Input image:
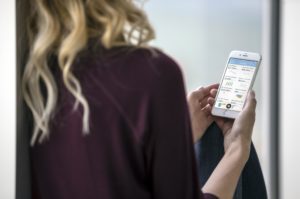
[21,0,155,145]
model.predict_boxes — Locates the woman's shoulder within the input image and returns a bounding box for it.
[75,45,185,93]
[122,47,184,84]
[117,47,187,100]
[80,42,183,78]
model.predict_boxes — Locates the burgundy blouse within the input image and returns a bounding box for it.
[31,44,217,199]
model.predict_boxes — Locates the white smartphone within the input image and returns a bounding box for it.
[211,50,262,119]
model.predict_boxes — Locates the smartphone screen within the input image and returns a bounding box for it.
[214,58,258,112]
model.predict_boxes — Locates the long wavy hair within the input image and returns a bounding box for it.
[22,0,155,146]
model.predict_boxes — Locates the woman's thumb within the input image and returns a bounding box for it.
[244,90,257,112]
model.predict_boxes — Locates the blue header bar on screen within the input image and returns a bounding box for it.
[229,58,257,67]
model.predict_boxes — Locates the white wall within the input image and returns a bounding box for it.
[0,0,16,198]
[281,0,300,198]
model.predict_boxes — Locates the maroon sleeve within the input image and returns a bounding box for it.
[144,52,218,199]
[204,193,219,199]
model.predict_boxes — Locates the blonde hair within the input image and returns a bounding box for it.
[22,0,155,146]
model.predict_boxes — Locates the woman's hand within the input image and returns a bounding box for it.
[187,84,219,143]
[202,91,257,199]
[214,91,257,156]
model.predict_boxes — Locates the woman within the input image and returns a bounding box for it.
[22,0,257,199]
